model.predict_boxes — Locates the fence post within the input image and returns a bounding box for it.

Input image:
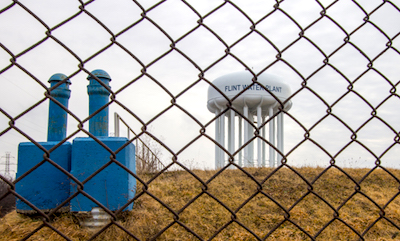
[114,112,119,137]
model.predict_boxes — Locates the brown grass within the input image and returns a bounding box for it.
[1,166,400,240]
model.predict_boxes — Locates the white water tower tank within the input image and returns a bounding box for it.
[207,71,292,169]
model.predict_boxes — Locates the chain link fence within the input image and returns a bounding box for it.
[1,0,400,240]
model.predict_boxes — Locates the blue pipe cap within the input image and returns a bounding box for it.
[87,69,111,81]
[48,73,71,86]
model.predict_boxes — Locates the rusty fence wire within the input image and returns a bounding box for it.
[0,0,400,240]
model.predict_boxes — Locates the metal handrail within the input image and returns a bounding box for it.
[114,112,165,173]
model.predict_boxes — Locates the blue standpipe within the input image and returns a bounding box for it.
[70,70,136,212]
[16,74,72,214]
[87,69,111,137]
[48,73,71,141]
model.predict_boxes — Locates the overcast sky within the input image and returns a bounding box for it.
[0,0,399,176]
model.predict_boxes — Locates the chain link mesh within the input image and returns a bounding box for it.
[1,0,400,240]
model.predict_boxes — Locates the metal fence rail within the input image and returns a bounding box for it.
[114,112,165,173]
[0,0,400,240]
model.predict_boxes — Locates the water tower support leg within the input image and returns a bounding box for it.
[272,116,276,167]
[262,116,266,167]
[277,113,283,165]
[215,110,220,169]
[220,110,225,167]
[248,115,254,167]
[229,110,235,165]
[269,107,275,168]
[257,106,262,168]
[243,106,249,167]
[238,116,242,167]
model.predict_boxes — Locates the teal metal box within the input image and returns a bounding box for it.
[70,137,135,212]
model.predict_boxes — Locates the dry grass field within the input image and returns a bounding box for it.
[1,166,400,240]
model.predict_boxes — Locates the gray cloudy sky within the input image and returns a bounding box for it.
[0,0,399,176]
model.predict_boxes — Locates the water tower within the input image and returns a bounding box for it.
[207,71,292,169]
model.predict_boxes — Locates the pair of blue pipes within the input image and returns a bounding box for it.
[48,69,110,141]
[16,70,135,213]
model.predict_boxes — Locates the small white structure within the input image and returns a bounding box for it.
[207,71,292,169]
